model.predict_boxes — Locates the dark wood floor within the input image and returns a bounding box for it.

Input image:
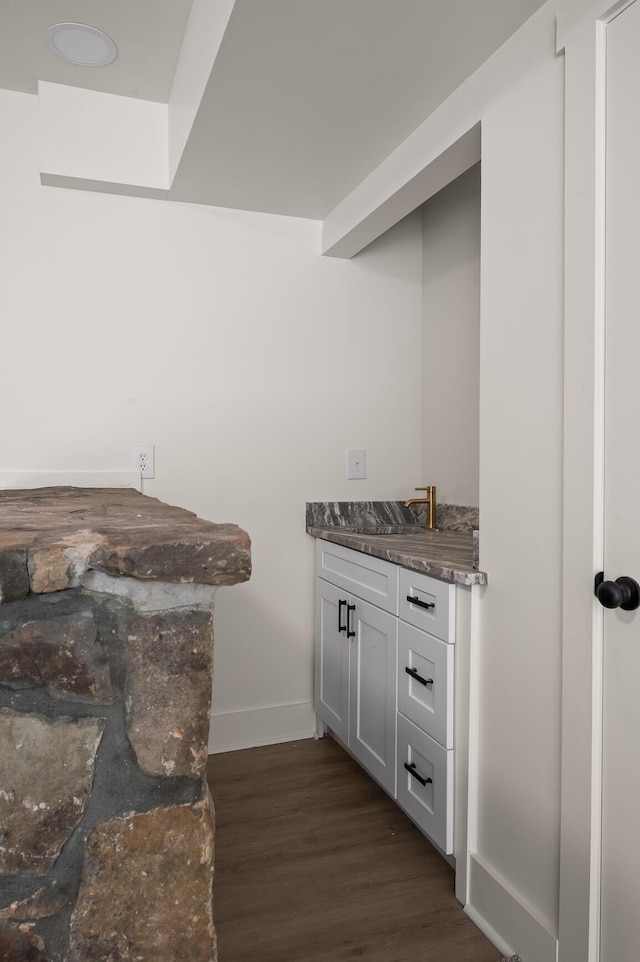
[207,737,500,962]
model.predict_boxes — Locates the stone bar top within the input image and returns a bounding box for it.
[306,501,486,587]
[0,487,251,602]
[0,487,251,961]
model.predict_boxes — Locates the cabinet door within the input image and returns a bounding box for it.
[348,597,398,796]
[315,578,349,744]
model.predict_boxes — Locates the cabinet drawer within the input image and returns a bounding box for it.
[315,540,399,614]
[398,622,454,749]
[398,567,455,641]
[397,713,454,854]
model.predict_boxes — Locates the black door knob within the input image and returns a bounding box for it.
[595,572,640,611]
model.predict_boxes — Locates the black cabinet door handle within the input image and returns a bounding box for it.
[406,594,435,611]
[338,598,347,633]
[346,603,356,638]
[404,761,432,787]
[405,666,433,687]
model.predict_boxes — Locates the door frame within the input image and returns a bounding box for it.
[559,2,637,959]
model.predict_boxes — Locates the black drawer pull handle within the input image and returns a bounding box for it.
[406,594,435,611]
[405,666,433,687]
[404,762,432,787]
[346,603,356,638]
[338,599,347,633]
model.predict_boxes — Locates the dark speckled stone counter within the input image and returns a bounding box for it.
[306,502,487,587]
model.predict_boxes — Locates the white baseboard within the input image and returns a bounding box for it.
[208,701,316,754]
[466,854,558,962]
[465,903,516,959]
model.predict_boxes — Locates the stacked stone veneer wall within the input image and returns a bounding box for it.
[0,488,251,962]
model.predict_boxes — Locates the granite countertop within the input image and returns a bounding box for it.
[305,501,486,587]
[0,487,251,602]
[307,524,486,586]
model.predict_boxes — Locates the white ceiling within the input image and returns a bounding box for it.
[0,0,193,101]
[170,0,547,217]
[0,0,547,218]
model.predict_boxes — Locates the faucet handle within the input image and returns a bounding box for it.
[414,485,435,495]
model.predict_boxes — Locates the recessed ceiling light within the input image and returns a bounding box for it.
[45,23,118,67]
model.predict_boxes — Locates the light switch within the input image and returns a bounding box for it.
[347,448,366,480]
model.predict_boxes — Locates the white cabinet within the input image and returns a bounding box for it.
[397,713,454,853]
[314,542,397,796]
[396,567,456,854]
[398,566,455,641]
[348,596,397,793]
[398,620,454,749]
[315,579,350,744]
[314,539,460,857]
[316,539,399,613]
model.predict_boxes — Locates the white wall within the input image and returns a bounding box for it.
[320,5,564,960]
[421,164,480,506]
[477,13,564,950]
[0,87,423,751]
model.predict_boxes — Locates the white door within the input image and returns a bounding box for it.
[349,597,398,796]
[600,3,640,955]
[314,578,349,744]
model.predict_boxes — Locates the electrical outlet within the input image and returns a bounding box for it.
[132,444,155,479]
